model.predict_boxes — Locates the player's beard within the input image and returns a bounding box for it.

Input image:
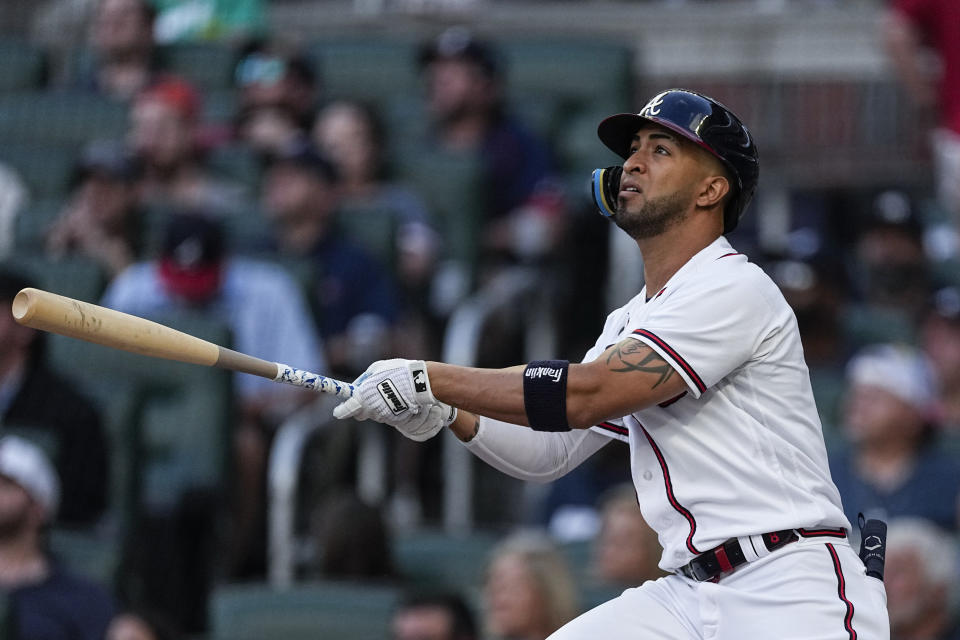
[613,191,689,240]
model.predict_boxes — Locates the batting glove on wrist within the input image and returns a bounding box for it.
[332,358,438,424]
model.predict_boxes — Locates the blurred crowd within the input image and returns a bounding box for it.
[0,0,958,638]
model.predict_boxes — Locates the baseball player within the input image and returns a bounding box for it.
[335,89,890,638]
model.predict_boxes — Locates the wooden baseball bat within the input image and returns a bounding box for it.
[10,287,354,399]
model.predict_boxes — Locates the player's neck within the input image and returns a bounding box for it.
[637,222,721,295]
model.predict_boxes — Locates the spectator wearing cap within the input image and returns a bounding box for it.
[46,140,145,277]
[884,517,960,640]
[0,268,109,528]
[417,26,567,274]
[0,435,116,639]
[101,211,326,576]
[829,343,960,531]
[261,140,400,377]
[232,39,319,157]
[849,189,931,325]
[130,77,247,216]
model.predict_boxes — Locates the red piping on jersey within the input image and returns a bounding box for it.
[827,543,858,640]
[632,329,707,393]
[597,421,628,436]
[638,423,701,554]
[799,527,847,539]
[658,392,687,408]
[717,252,740,259]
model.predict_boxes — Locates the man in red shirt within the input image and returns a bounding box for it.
[884,0,960,219]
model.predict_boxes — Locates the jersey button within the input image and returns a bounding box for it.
[642,470,653,481]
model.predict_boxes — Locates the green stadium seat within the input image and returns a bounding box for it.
[0,92,128,147]
[394,529,498,590]
[393,146,486,282]
[0,39,47,90]
[3,253,108,303]
[309,37,421,105]
[0,142,77,198]
[159,42,238,90]
[500,39,633,113]
[13,198,64,251]
[45,312,233,524]
[208,581,401,640]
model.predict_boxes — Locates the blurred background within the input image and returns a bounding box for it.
[0,0,959,638]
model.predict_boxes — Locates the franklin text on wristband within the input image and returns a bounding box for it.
[523,360,571,432]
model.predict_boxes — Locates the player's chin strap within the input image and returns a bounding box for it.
[591,165,622,218]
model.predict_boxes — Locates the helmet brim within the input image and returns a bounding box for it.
[597,113,726,167]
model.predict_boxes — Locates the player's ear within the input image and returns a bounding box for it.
[695,174,730,210]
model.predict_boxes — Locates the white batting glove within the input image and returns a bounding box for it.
[333,358,438,423]
[333,358,456,442]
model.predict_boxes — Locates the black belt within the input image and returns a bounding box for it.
[678,528,847,582]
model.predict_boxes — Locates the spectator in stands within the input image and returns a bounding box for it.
[589,483,665,588]
[884,0,960,222]
[130,77,247,216]
[885,517,960,640]
[312,99,440,308]
[417,27,567,274]
[232,39,320,157]
[46,139,145,278]
[829,343,960,531]
[107,606,181,640]
[310,490,396,582]
[0,268,109,527]
[106,607,181,640]
[81,0,160,100]
[483,531,579,640]
[101,212,326,576]
[922,286,960,431]
[391,591,479,640]
[260,140,400,377]
[849,190,930,324]
[0,435,116,638]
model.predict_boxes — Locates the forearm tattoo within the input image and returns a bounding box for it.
[606,340,676,388]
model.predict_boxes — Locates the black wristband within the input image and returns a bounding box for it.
[523,360,571,432]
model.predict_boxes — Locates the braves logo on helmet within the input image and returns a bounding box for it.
[595,89,760,234]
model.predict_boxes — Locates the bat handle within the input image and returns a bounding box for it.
[274,364,355,399]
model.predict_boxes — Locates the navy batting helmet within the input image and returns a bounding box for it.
[597,89,759,233]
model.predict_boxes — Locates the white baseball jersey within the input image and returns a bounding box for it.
[584,236,849,572]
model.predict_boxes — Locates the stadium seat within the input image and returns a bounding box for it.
[208,581,401,640]
[309,37,421,105]
[393,146,486,284]
[500,39,634,114]
[394,529,498,590]
[0,142,77,198]
[0,92,128,147]
[45,311,233,524]
[4,253,109,303]
[0,39,47,90]
[159,42,238,90]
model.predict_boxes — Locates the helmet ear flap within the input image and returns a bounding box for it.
[592,166,622,218]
